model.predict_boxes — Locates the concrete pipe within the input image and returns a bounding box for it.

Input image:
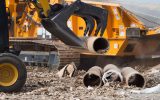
[83,66,103,87]
[121,67,145,87]
[85,37,109,54]
[102,64,123,84]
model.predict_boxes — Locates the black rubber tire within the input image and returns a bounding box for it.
[0,53,27,92]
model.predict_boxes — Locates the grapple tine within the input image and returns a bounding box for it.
[100,17,107,36]
[82,15,95,36]
[82,14,107,37]
[94,18,101,36]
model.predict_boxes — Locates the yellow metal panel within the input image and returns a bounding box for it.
[147,27,160,36]
[106,39,127,56]
[38,0,51,17]
[71,16,86,37]
[50,0,62,4]
[69,3,149,56]
[14,5,40,38]
[7,0,17,37]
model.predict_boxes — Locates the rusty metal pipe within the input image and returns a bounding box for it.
[121,67,145,87]
[83,66,103,87]
[102,64,123,84]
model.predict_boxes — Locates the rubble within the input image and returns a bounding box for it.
[1,59,160,99]
[56,62,77,78]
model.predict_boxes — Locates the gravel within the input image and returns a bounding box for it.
[1,59,160,100]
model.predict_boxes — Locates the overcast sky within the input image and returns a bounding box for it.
[111,0,160,17]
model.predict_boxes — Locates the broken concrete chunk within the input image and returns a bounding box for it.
[56,64,68,78]
[56,62,77,78]
[66,62,77,77]
[83,66,103,88]
[102,64,123,84]
[121,67,145,88]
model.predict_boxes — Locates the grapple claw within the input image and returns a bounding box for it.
[82,15,95,36]
[94,18,101,36]
[41,0,108,48]
[73,1,108,36]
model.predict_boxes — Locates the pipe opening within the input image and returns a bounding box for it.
[104,72,121,82]
[93,38,109,53]
[83,74,101,87]
[128,74,145,87]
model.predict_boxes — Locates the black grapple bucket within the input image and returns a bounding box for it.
[41,0,109,54]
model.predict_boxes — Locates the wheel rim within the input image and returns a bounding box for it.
[0,63,18,86]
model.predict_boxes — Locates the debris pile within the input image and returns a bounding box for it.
[1,60,160,99]
[81,65,145,88]
[57,63,146,88]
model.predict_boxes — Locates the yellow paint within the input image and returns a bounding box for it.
[70,3,154,56]
[147,27,160,36]
[106,39,127,56]
[6,0,160,57]
[7,0,62,38]
[71,16,86,37]
[0,63,18,87]
[38,0,51,17]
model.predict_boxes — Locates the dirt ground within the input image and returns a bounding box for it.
[1,59,160,100]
